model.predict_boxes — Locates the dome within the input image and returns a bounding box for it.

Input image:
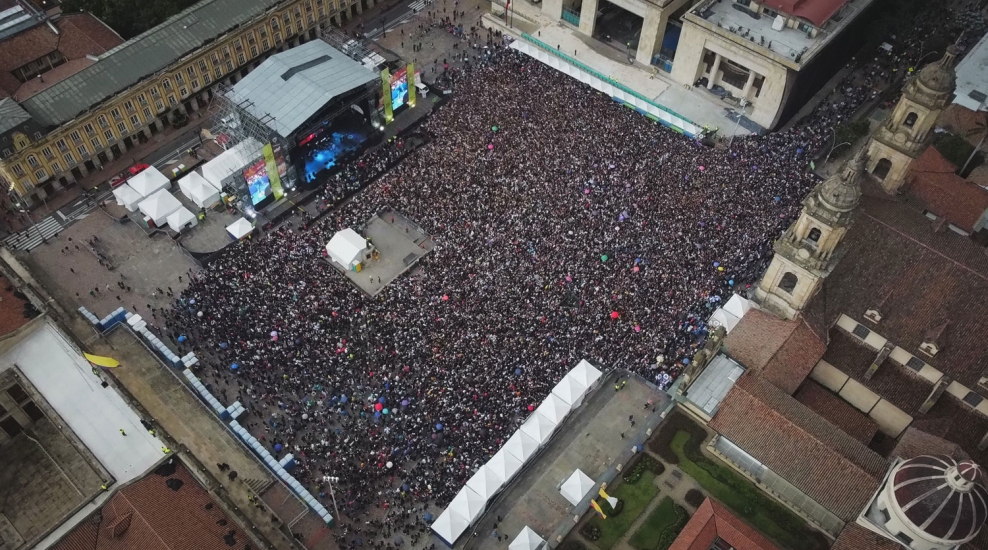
[891,455,988,543]
[917,46,959,94]
[817,152,864,212]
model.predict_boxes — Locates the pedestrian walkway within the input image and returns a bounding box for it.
[2,216,64,251]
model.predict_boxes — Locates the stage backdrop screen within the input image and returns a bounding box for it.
[242,145,287,206]
[391,67,409,111]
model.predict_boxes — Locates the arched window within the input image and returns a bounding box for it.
[873,158,892,180]
[808,227,822,243]
[779,272,798,294]
[904,112,918,128]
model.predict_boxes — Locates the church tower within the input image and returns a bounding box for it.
[752,153,865,320]
[865,46,958,193]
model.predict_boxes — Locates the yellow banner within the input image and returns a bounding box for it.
[407,63,416,108]
[599,487,611,501]
[85,353,120,368]
[591,499,606,519]
[263,143,284,200]
[381,68,393,123]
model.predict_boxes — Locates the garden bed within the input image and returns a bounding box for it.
[628,497,689,550]
[583,470,659,550]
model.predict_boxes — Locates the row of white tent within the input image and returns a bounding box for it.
[431,360,603,546]
[111,167,199,232]
[707,294,751,334]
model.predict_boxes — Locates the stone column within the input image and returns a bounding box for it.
[78,164,89,177]
[333,13,342,25]
[579,0,598,37]
[542,0,563,21]
[189,97,200,112]
[105,148,115,162]
[636,6,667,66]
[742,69,757,99]
[356,0,362,14]
[707,53,722,89]
[117,139,128,154]
[142,127,152,141]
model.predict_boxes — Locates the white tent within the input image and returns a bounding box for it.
[560,469,595,506]
[520,410,557,445]
[569,360,603,389]
[535,393,571,425]
[449,486,486,522]
[509,527,544,550]
[201,138,262,190]
[179,171,214,199]
[552,375,588,408]
[127,166,170,197]
[166,207,197,233]
[487,448,524,482]
[190,179,221,209]
[503,430,540,463]
[724,294,750,320]
[227,218,254,240]
[709,308,742,333]
[112,183,143,212]
[138,189,182,227]
[326,228,368,270]
[466,465,504,501]
[431,508,470,546]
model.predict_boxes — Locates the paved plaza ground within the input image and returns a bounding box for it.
[336,210,435,295]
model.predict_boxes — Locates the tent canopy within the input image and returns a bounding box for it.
[326,228,367,269]
[449,486,486,523]
[487,448,524,482]
[112,183,143,212]
[227,218,254,239]
[552,375,588,407]
[138,189,182,226]
[535,393,571,425]
[128,166,170,197]
[179,171,216,199]
[431,508,470,547]
[509,526,544,550]
[201,138,262,190]
[569,360,603,388]
[504,430,540,463]
[190,179,221,208]
[466,465,504,501]
[560,469,595,506]
[166,207,197,232]
[709,308,741,333]
[723,294,750,320]
[520,410,557,445]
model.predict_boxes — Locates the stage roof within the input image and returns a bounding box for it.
[227,40,378,139]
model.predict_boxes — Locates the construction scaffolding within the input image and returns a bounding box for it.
[320,26,389,70]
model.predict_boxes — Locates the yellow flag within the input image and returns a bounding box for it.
[84,353,120,368]
[599,487,611,501]
[590,499,606,519]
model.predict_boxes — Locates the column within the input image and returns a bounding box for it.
[579,0,599,36]
[635,6,667,66]
[741,70,757,100]
[189,98,200,112]
[356,0,362,13]
[117,139,128,154]
[142,128,152,141]
[333,13,341,25]
[366,0,374,8]
[707,52,722,89]
[78,164,89,177]
[542,0,562,21]
[105,148,115,162]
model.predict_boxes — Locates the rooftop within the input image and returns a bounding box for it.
[227,40,379,139]
[19,0,292,129]
[794,380,878,446]
[0,274,36,337]
[723,308,825,394]
[0,0,44,43]
[955,32,988,112]
[0,96,32,133]
[683,353,745,418]
[907,147,988,233]
[668,498,782,550]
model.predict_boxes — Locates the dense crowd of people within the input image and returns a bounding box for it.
[162,2,983,548]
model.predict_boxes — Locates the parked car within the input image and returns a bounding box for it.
[109,163,150,188]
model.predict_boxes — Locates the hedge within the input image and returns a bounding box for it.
[684,489,705,508]
[647,411,707,464]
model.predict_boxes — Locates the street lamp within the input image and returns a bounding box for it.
[323,475,341,522]
[826,141,851,163]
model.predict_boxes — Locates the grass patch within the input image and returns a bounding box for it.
[668,431,828,550]
[629,497,689,550]
[585,471,659,550]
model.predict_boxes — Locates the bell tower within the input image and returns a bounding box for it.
[753,153,865,320]
[865,46,958,193]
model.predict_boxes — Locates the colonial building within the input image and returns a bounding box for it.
[0,0,373,207]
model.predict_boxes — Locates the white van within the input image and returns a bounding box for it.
[415,81,428,99]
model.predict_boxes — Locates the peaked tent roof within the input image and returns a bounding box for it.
[138,189,182,224]
[431,508,470,547]
[487,448,524,482]
[723,294,750,319]
[179,171,214,199]
[327,228,367,265]
[112,183,143,210]
[560,469,595,506]
[466,465,505,501]
[226,218,253,239]
[189,179,220,208]
[449,486,486,523]
[520,410,557,445]
[504,430,540,462]
[166,207,197,232]
[535,393,571,425]
[552,375,588,406]
[509,526,545,550]
[127,166,170,197]
[569,360,603,388]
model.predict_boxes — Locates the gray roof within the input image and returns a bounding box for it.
[19,0,290,128]
[227,40,378,138]
[0,98,31,134]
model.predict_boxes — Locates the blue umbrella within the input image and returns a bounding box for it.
[424,513,434,522]
[178,335,187,342]
[230,363,239,371]
[340,395,348,404]
[514,368,522,375]
[378,397,386,404]
[435,423,443,431]
[274,443,283,452]
[401,399,409,408]
[219,342,228,349]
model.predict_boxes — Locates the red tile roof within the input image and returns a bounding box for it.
[891,427,967,462]
[669,498,782,550]
[709,372,887,520]
[0,275,34,337]
[723,309,825,394]
[760,0,849,27]
[831,524,901,550]
[51,459,254,550]
[907,147,988,233]
[794,380,878,445]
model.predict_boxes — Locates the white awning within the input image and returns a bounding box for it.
[709,308,741,333]
[503,430,540,463]
[723,293,750,319]
[326,228,367,269]
[560,469,595,506]
[449,485,486,523]
[551,375,588,407]
[112,183,143,212]
[190,178,221,209]
[534,393,571,425]
[166,206,197,233]
[431,508,470,546]
[487,448,524,482]
[568,360,603,388]
[127,166,170,197]
[138,189,182,226]
[466,465,504,501]
[520,410,556,445]
[226,218,254,240]
[509,526,544,550]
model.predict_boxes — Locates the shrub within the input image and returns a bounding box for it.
[831,119,871,158]
[605,499,625,517]
[624,454,663,483]
[935,133,984,175]
[648,411,707,464]
[560,540,587,550]
[684,489,705,508]
[580,523,602,541]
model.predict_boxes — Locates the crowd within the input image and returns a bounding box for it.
[162,2,983,548]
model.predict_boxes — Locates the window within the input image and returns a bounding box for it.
[262,38,270,50]
[8,384,28,403]
[179,87,188,98]
[84,123,96,135]
[143,107,152,119]
[797,22,813,33]
[150,86,160,97]
[234,40,243,51]
[168,95,177,106]
[904,112,918,128]
[155,100,165,112]
[211,52,220,64]
[12,164,24,176]
[852,323,871,339]
[41,146,54,159]
[250,45,258,58]
[214,68,222,80]
[807,227,821,243]
[117,122,127,134]
[296,21,304,33]
[187,65,197,77]
[237,52,246,65]
[2,148,10,158]
[964,391,984,407]
[26,155,38,167]
[226,60,234,72]
[762,7,778,17]
[34,168,48,181]
[70,130,82,143]
[139,94,148,105]
[895,533,912,545]
[64,152,75,165]
[97,114,109,128]
[124,100,135,112]
[175,73,185,85]
[162,79,172,90]
[192,79,200,90]
[104,129,115,141]
[198,59,208,72]
[307,13,315,24]
[275,34,282,45]
[78,144,88,156]
[0,416,22,438]
[90,137,101,149]
[55,139,68,152]
[271,17,280,29]
[778,272,798,294]
[50,161,60,174]
[203,73,212,85]
[110,107,122,120]
[873,158,892,180]
[22,401,44,422]
[33,132,41,140]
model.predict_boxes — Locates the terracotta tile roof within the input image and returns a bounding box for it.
[709,372,887,520]
[794,380,878,445]
[669,498,782,550]
[936,104,988,148]
[907,147,988,233]
[51,459,254,550]
[723,309,826,394]
[0,275,34,337]
[804,192,988,389]
[14,58,94,100]
[0,13,122,96]
[831,524,901,550]
[891,427,967,462]
[760,0,849,27]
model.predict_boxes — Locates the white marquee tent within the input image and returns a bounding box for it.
[509,527,544,550]
[112,183,143,212]
[724,293,750,319]
[449,486,486,523]
[520,410,557,445]
[708,294,751,334]
[326,228,368,270]
[190,178,221,209]
[568,360,603,389]
[179,171,217,199]
[487,448,524,482]
[227,218,254,240]
[466,465,504,501]
[166,207,197,233]
[503,430,540,463]
[128,166,170,197]
[560,469,596,506]
[138,189,182,227]
[201,138,262,191]
[552,375,588,408]
[535,393,571,425]
[431,508,470,546]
